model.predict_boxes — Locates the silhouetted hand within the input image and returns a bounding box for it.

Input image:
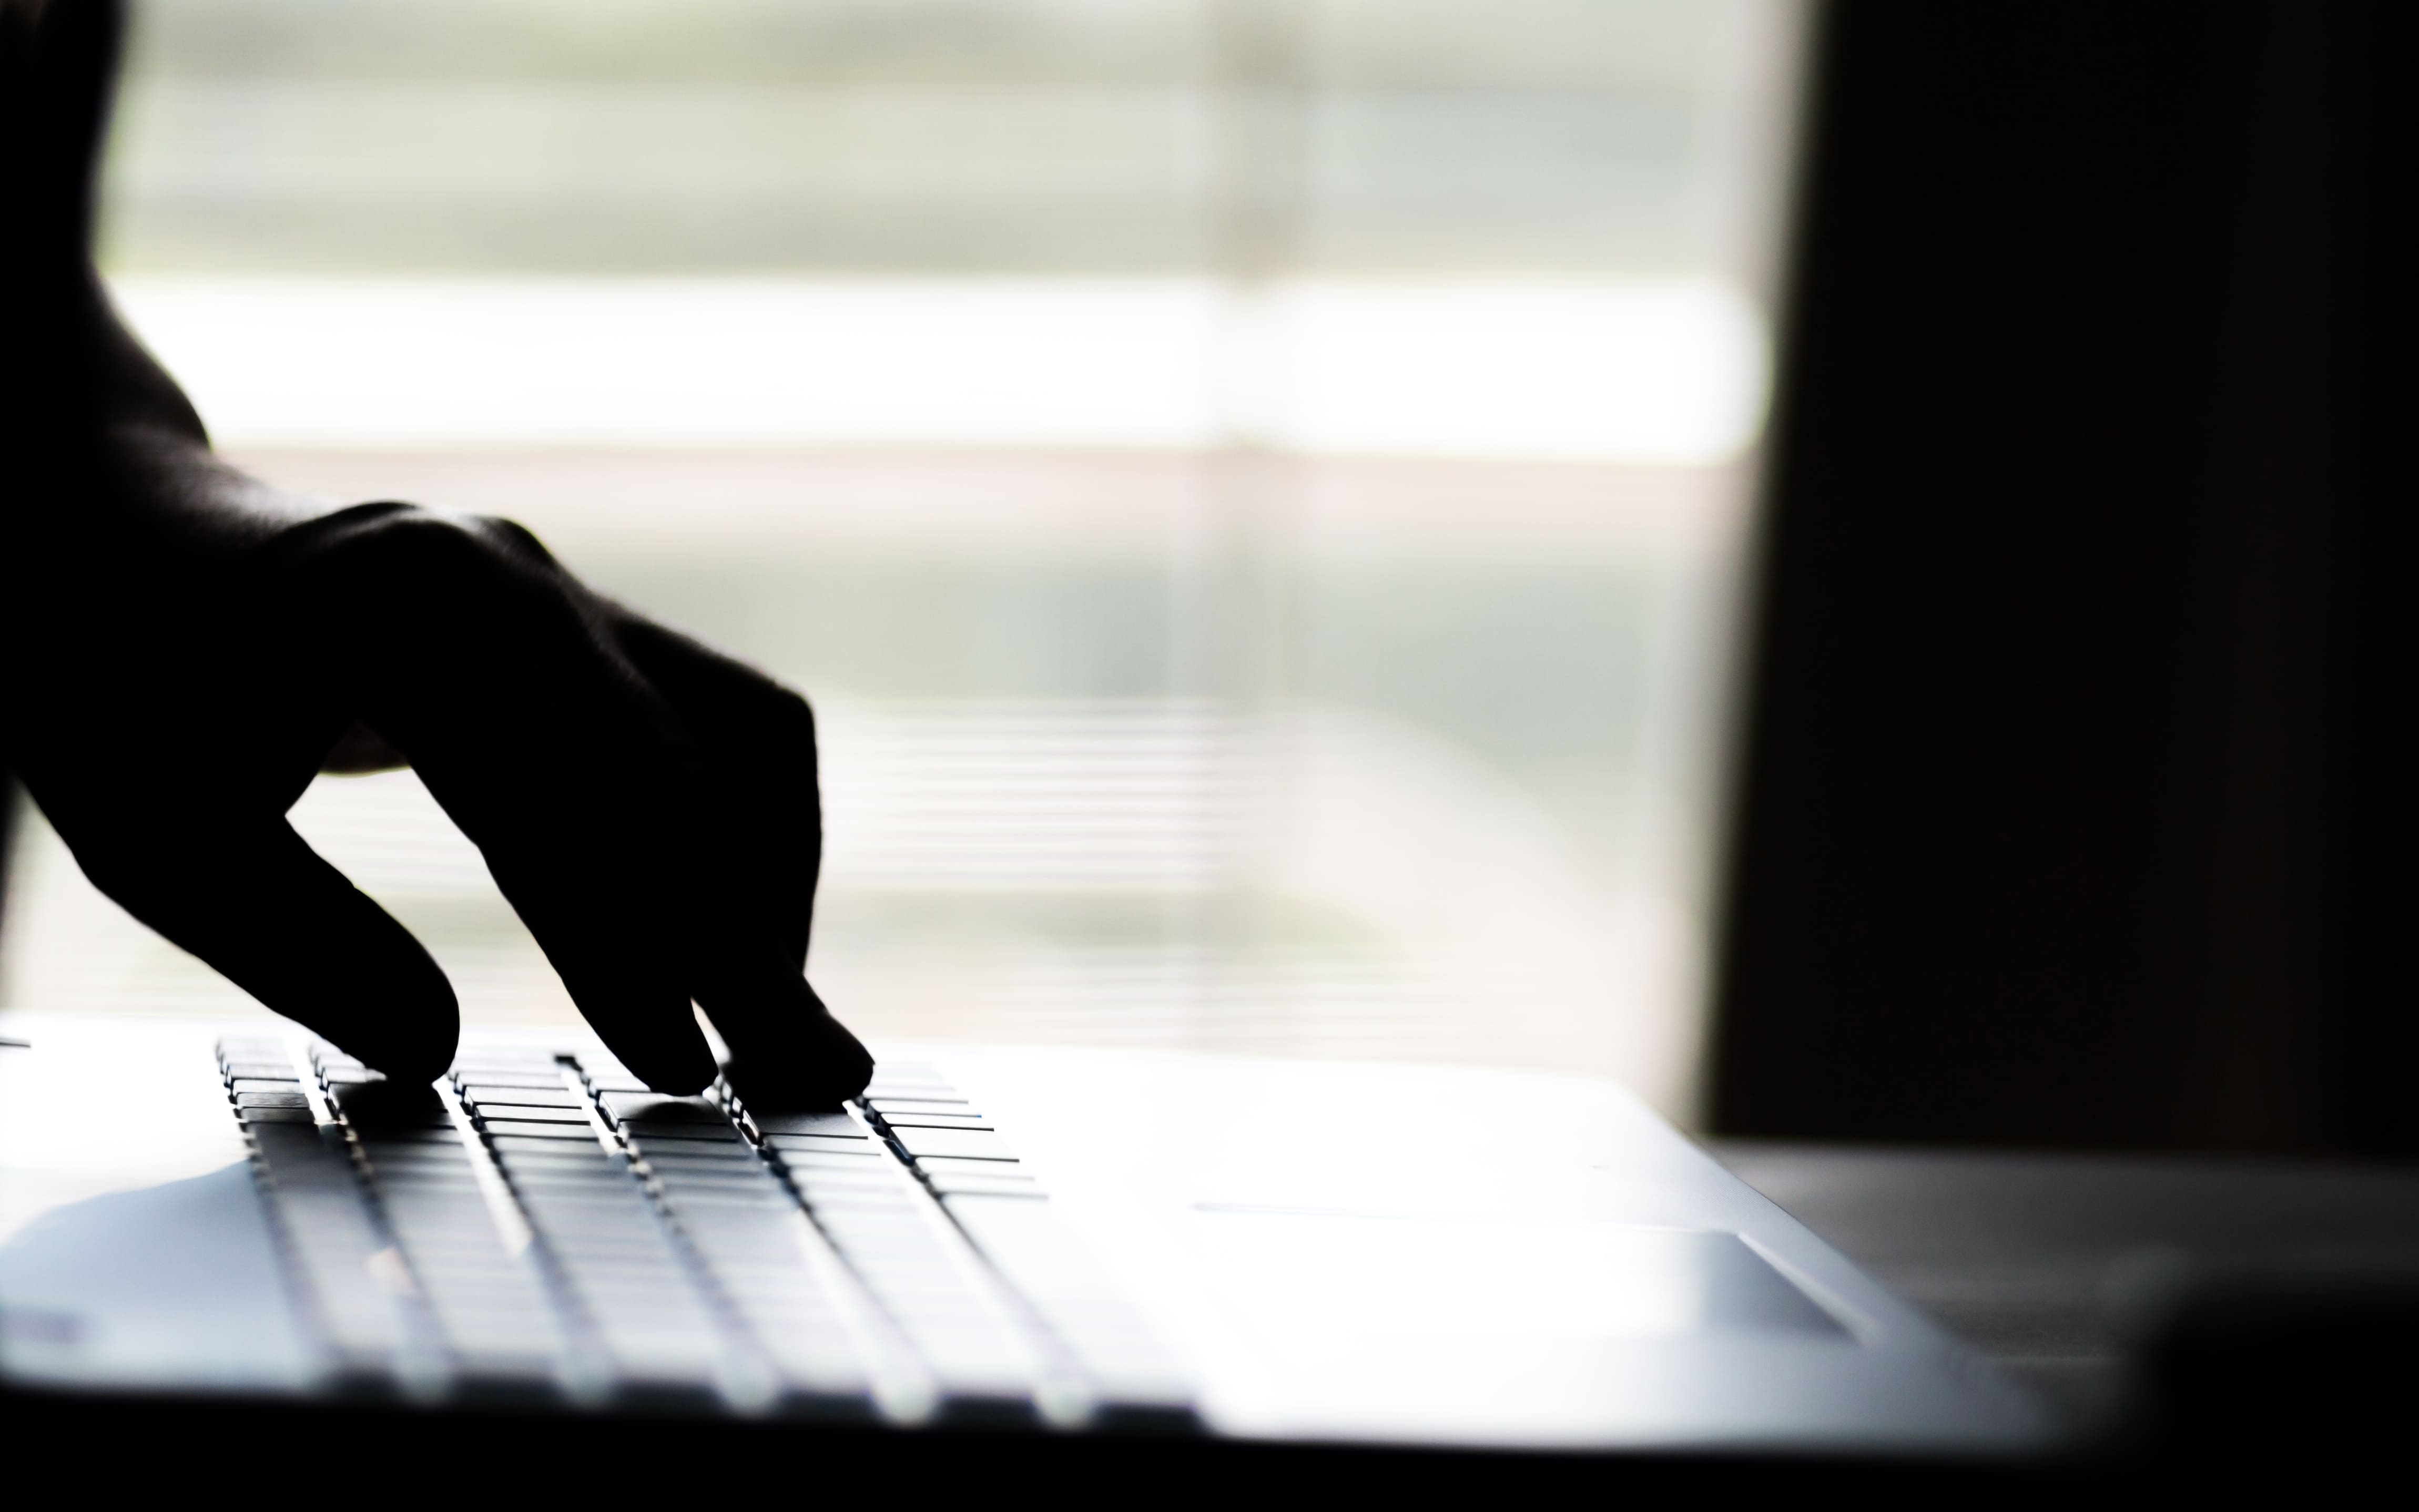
[0,0,870,1104]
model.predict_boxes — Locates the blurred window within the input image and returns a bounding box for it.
[4,0,1804,1121]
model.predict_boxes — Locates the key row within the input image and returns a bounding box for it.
[221,1039,431,1390]
[853,1065,1194,1424]
[218,1037,1191,1427]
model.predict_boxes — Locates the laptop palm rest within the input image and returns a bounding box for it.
[1181,1210,1853,1443]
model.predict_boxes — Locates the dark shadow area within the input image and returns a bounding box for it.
[1708,7,2419,1482]
[1715,1145,2419,1421]
[0,1382,2086,1506]
[1716,1142,2419,1498]
[1712,1,2419,1157]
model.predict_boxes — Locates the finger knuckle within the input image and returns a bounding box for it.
[770,686,815,734]
[317,502,495,579]
[758,686,818,757]
[300,505,560,619]
[464,513,559,566]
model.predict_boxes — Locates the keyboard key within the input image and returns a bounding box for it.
[362,1113,467,1137]
[508,1181,645,1209]
[599,1093,726,1125]
[754,1112,867,1139]
[766,1133,878,1158]
[667,1196,797,1222]
[242,1106,317,1124]
[238,1090,311,1109]
[349,1117,460,1138]
[461,1086,585,1108]
[497,1153,629,1179]
[657,1181,787,1207]
[487,1132,608,1155]
[515,1185,653,1209]
[644,1178,769,1202]
[881,1113,994,1131]
[332,1083,455,1126]
[509,1161,634,1185]
[866,1098,974,1116]
[491,1156,619,1180]
[637,1152,763,1175]
[652,1165,780,1190]
[375,1173,486,1196]
[889,1127,1017,1163]
[789,1179,911,1204]
[774,1167,895,1198]
[360,1152,471,1180]
[635,1132,755,1155]
[222,1060,300,1081]
[770,1140,887,1162]
[483,1120,603,1142]
[625,1125,740,1145]
[363,1166,472,1192]
[914,1155,1028,1177]
[860,1088,961,1105]
[368,1171,483,1191]
[358,1132,467,1153]
[927,1175,1045,1199]
[518,1176,651,1205]
[475,1105,591,1126]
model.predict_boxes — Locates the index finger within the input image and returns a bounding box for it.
[296,505,720,1092]
[607,615,870,1107]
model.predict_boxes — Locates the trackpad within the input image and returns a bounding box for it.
[1188,1212,1848,1442]
[1195,1211,1843,1340]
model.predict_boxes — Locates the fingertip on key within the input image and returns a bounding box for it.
[336,1016,458,1089]
[719,994,873,1111]
[613,1027,721,1097]
[314,958,460,1087]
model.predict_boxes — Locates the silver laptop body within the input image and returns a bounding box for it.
[0,1014,2047,1456]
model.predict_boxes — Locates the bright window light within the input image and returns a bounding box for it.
[111,275,1765,464]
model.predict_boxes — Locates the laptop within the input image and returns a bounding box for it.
[0,1012,2050,1462]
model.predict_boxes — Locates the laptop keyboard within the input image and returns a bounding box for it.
[217,1035,1191,1427]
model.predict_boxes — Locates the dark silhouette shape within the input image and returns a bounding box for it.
[0,0,869,1107]
[1710,1,2419,1156]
